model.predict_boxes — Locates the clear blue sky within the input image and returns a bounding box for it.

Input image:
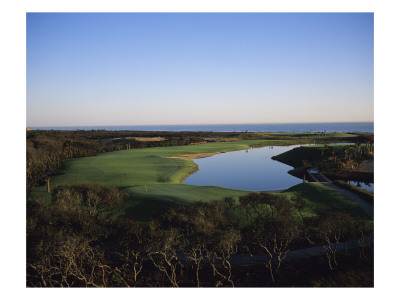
[26,13,373,127]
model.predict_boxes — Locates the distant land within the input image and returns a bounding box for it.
[29,122,373,133]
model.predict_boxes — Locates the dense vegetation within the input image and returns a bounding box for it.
[27,130,206,189]
[27,183,373,287]
[272,141,374,183]
[26,130,374,287]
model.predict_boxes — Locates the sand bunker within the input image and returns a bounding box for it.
[168,152,220,160]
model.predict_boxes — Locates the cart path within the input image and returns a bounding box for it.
[176,237,373,265]
[322,182,374,220]
[307,170,374,220]
[228,238,373,265]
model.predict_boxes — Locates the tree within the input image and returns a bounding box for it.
[316,213,354,270]
[248,215,298,282]
[207,227,241,287]
[302,160,311,182]
[26,195,114,287]
[240,193,299,283]
[45,176,50,193]
[111,218,145,287]
[292,193,307,222]
[159,203,210,287]
[147,221,183,287]
[51,184,124,220]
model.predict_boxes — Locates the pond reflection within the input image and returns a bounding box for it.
[184,145,304,191]
[347,181,374,192]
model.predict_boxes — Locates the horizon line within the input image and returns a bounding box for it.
[28,121,374,128]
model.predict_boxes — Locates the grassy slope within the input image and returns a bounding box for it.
[121,184,250,222]
[282,183,371,222]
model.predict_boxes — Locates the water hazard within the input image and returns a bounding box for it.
[184,145,304,191]
[347,181,374,192]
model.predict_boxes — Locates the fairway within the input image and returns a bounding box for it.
[41,140,296,188]
[34,140,294,204]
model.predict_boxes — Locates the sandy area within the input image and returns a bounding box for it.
[110,137,166,142]
[168,152,220,160]
[134,137,166,142]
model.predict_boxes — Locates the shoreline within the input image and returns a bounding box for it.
[167,152,221,160]
[168,152,222,183]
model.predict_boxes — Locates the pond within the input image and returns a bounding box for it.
[184,145,305,191]
[347,181,374,192]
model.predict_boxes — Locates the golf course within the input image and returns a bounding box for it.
[24,12,376,287]
[32,138,372,223]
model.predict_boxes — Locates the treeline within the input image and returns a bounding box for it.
[27,184,373,287]
[27,136,102,188]
[27,129,241,141]
[26,131,207,188]
[273,140,374,183]
[320,141,374,170]
[319,142,374,183]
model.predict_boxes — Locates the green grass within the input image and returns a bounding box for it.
[121,182,372,223]
[37,140,295,190]
[33,140,295,206]
[228,182,372,229]
[120,184,250,222]
[33,140,372,223]
[281,183,372,222]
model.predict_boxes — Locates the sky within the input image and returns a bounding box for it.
[26,13,374,127]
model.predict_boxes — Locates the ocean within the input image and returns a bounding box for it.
[30,122,373,133]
